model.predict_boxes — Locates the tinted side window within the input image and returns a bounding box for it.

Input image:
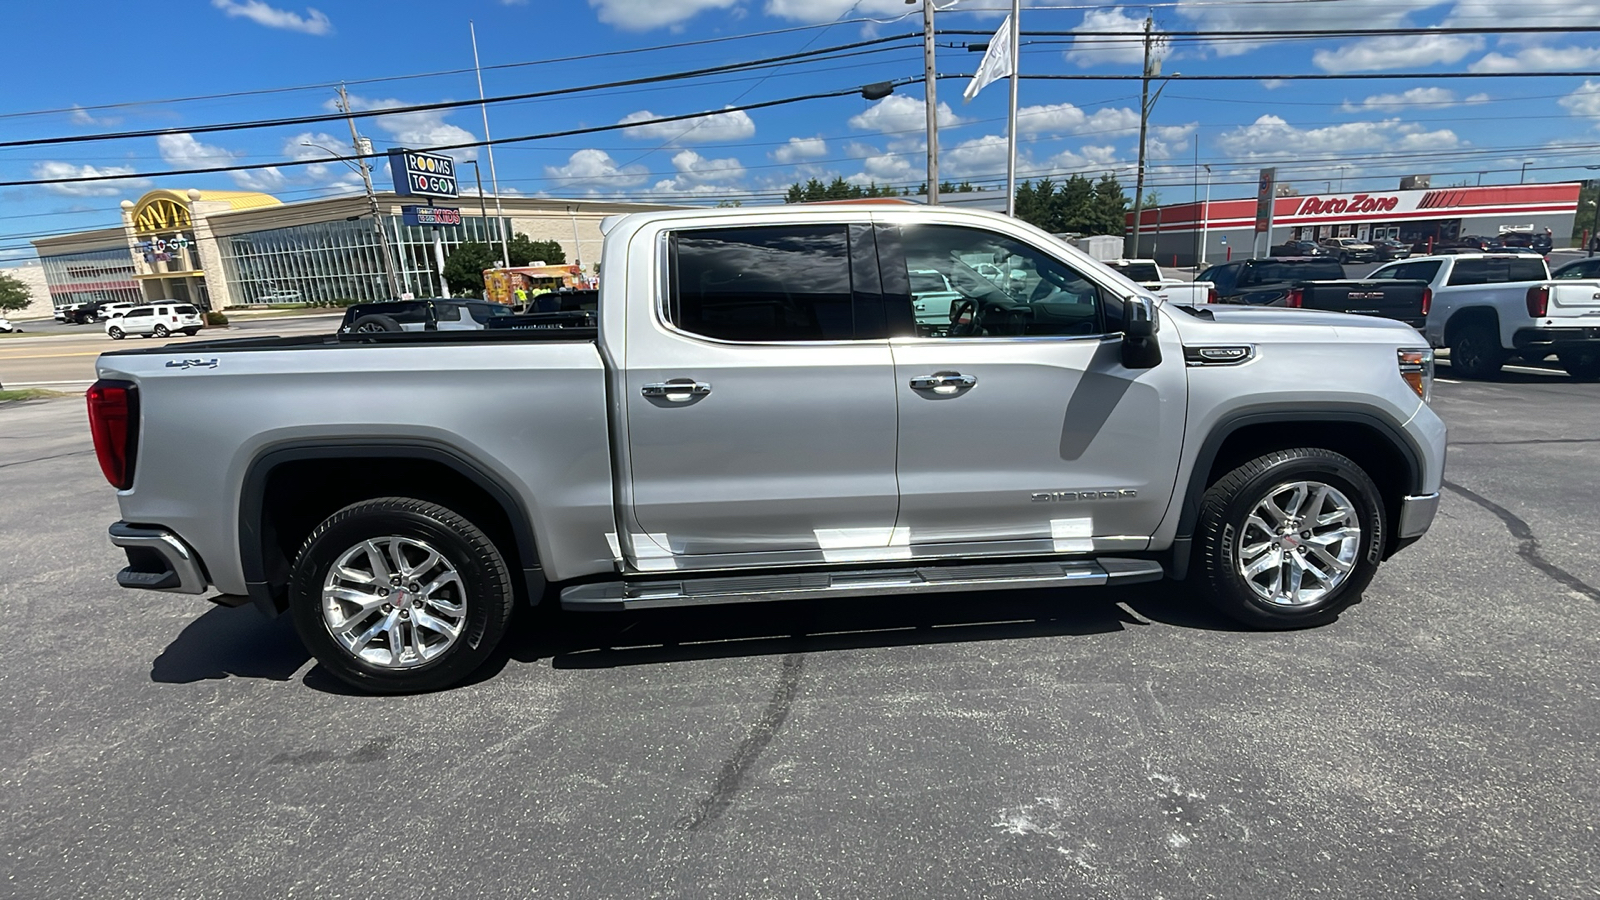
[1376,261,1441,282]
[1447,259,1487,286]
[895,224,1110,338]
[174,305,197,315]
[669,225,854,342]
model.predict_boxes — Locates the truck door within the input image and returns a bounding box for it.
[620,222,901,569]
[878,221,1187,558]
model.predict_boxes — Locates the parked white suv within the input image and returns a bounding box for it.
[106,303,203,340]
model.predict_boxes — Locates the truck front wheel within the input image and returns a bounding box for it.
[288,497,514,693]
[1193,448,1385,629]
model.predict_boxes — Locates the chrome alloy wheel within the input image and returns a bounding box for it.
[1236,480,1361,608]
[320,537,467,669]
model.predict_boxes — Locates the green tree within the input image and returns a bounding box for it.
[1091,174,1130,236]
[0,272,30,313]
[506,233,566,266]
[443,241,495,295]
[1058,174,1097,234]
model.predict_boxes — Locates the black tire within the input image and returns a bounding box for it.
[1558,349,1600,381]
[289,497,515,693]
[182,328,200,336]
[1194,448,1385,629]
[152,324,170,338]
[1446,319,1508,379]
[108,327,124,340]
[352,314,402,333]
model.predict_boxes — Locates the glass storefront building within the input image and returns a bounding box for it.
[37,246,143,309]
[218,213,509,305]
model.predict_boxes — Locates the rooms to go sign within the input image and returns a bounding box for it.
[389,148,459,199]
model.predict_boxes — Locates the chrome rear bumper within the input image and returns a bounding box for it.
[108,522,209,594]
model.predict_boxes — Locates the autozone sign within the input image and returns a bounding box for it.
[1295,194,1401,216]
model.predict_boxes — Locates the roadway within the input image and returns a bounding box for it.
[0,314,342,390]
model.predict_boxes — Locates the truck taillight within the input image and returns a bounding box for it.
[1420,287,1432,317]
[1398,348,1434,403]
[87,380,138,489]
[1285,287,1304,308]
[1526,285,1549,318]
[1207,287,1218,304]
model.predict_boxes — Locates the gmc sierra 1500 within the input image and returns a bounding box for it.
[90,205,1447,692]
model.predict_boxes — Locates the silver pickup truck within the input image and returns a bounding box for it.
[90,206,1447,693]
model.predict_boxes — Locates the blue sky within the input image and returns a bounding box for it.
[3,0,1600,257]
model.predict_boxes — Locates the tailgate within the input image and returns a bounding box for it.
[1548,280,1600,317]
[1302,279,1429,326]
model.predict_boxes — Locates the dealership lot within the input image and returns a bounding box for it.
[2,372,1597,899]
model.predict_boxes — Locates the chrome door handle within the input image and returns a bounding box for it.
[909,372,977,394]
[642,380,712,398]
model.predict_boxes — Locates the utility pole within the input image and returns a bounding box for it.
[471,21,511,268]
[338,83,401,298]
[1127,15,1154,257]
[921,0,939,205]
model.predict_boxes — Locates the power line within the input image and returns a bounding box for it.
[0,81,920,189]
[0,34,922,151]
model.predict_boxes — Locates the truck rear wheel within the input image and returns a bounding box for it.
[1557,349,1600,380]
[1447,321,1507,379]
[288,497,514,693]
[1193,448,1384,629]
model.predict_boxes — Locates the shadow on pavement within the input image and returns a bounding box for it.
[150,604,310,683]
[150,580,1249,692]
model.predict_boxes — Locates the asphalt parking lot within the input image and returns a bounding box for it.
[3,369,1598,899]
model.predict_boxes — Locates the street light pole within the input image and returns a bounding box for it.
[335,84,401,299]
[1520,161,1531,184]
[1199,163,1212,266]
[919,0,939,205]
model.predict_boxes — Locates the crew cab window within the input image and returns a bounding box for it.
[668,225,854,342]
[1555,261,1600,279]
[894,224,1113,338]
[1110,262,1161,282]
[1373,260,1441,282]
[1247,260,1344,282]
[1447,258,1550,286]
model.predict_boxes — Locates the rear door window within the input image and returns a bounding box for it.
[668,224,858,342]
[1374,260,1441,282]
[174,305,197,315]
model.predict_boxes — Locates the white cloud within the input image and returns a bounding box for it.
[619,107,755,144]
[1177,0,1447,58]
[156,133,236,169]
[848,94,962,136]
[68,105,119,127]
[646,150,747,195]
[31,161,150,197]
[1313,33,1483,72]
[1147,123,1198,160]
[772,136,828,164]
[942,135,1011,179]
[1015,102,1139,137]
[340,95,478,164]
[1218,114,1461,159]
[1068,7,1159,68]
[282,133,367,192]
[211,0,331,35]
[1465,93,1491,104]
[763,0,923,24]
[587,0,740,31]
[1559,80,1600,126]
[1260,80,1287,90]
[1470,45,1600,73]
[1341,87,1459,113]
[543,149,649,188]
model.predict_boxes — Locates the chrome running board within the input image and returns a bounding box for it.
[559,557,1163,612]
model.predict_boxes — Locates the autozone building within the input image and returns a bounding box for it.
[1129,182,1583,267]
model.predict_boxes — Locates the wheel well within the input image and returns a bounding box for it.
[1204,421,1411,556]
[1442,306,1498,346]
[253,456,530,611]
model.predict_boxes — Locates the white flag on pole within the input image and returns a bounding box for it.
[962,14,1014,103]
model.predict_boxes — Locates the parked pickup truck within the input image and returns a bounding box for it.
[1198,257,1431,329]
[1103,258,1215,306]
[89,206,1447,693]
[1368,253,1600,378]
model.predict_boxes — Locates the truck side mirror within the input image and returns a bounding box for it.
[1122,297,1162,369]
